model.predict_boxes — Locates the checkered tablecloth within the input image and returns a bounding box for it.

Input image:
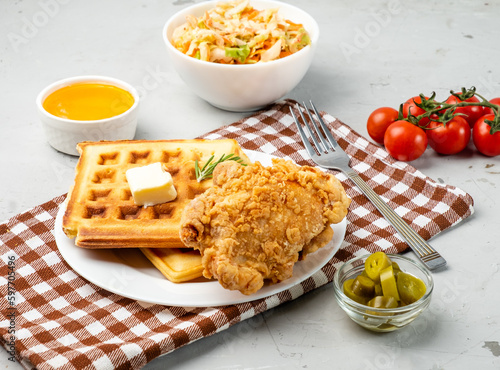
[0,100,474,369]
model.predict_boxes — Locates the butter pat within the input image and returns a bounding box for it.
[125,162,177,207]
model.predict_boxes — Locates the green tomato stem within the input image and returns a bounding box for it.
[402,87,500,134]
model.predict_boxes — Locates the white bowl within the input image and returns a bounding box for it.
[36,75,140,156]
[163,0,319,112]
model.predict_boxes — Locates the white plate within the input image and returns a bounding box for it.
[54,151,347,307]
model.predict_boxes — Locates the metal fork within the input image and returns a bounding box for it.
[290,101,446,271]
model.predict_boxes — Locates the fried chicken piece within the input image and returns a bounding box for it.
[180,158,351,295]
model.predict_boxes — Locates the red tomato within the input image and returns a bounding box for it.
[472,114,500,156]
[384,121,428,161]
[483,97,500,115]
[426,116,471,155]
[445,94,484,128]
[367,107,399,145]
[402,96,430,126]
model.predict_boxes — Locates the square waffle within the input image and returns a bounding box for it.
[140,248,204,283]
[62,139,250,249]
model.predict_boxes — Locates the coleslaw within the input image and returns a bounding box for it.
[171,0,311,64]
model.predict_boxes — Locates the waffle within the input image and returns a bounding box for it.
[62,139,250,249]
[140,248,204,283]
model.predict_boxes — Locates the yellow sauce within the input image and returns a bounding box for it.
[43,82,135,121]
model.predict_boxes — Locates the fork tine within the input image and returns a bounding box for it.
[290,106,317,159]
[303,101,331,152]
[310,100,340,150]
[296,103,326,153]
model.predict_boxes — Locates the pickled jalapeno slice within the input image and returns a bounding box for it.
[367,295,398,309]
[380,265,400,301]
[343,279,368,304]
[391,261,401,276]
[397,272,427,304]
[364,251,392,282]
[351,275,375,298]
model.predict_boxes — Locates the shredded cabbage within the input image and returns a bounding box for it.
[171,0,311,64]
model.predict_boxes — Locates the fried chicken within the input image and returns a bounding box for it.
[180,158,351,295]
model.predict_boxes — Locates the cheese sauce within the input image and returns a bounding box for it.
[43,82,135,121]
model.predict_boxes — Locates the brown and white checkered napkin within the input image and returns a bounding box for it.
[1,100,474,370]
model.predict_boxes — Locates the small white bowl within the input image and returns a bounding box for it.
[36,75,140,156]
[163,0,319,112]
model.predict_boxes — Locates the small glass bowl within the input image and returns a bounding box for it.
[333,254,433,332]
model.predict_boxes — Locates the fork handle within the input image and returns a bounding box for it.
[345,169,446,271]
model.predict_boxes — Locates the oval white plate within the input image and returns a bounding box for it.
[55,150,347,307]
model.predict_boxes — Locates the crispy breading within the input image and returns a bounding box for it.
[180,158,351,295]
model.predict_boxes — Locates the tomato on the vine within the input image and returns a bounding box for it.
[483,97,500,115]
[402,96,430,126]
[366,107,399,145]
[472,114,500,157]
[445,94,484,128]
[384,121,428,161]
[426,116,471,155]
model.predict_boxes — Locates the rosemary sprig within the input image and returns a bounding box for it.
[195,153,247,182]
